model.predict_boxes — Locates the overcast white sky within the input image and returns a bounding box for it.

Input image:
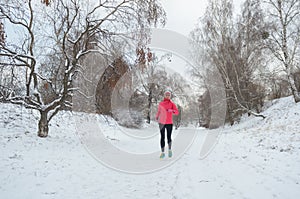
[160,0,244,36]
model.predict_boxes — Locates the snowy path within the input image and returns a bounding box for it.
[1,97,300,199]
[1,127,299,199]
[75,116,197,173]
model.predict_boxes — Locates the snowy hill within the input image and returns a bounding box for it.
[0,96,300,199]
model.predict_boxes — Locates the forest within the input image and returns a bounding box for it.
[0,0,299,137]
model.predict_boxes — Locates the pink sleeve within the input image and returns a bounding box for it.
[172,103,179,115]
[156,104,161,119]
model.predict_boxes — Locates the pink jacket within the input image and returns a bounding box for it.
[155,98,179,124]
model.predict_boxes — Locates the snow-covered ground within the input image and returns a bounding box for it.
[0,96,300,199]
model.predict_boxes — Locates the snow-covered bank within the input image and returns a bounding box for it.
[0,96,300,199]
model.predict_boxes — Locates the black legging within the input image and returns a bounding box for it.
[159,123,173,151]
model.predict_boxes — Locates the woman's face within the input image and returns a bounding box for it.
[164,92,171,99]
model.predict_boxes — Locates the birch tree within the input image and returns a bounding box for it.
[264,0,300,102]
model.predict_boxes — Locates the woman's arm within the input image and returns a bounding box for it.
[155,104,161,120]
[172,102,179,115]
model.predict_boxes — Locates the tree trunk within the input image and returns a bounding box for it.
[146,94,152,124]
[146,83,154,124]
[291,89,300,103]
[289,76,300,103]
[38,111,49,138]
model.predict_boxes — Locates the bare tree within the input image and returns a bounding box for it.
[134,49,169,124]
[229,0,268,115]
[0,0,165,137]
[0,20,7,100]
[264,0,300,102]
[190,0,266,125]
